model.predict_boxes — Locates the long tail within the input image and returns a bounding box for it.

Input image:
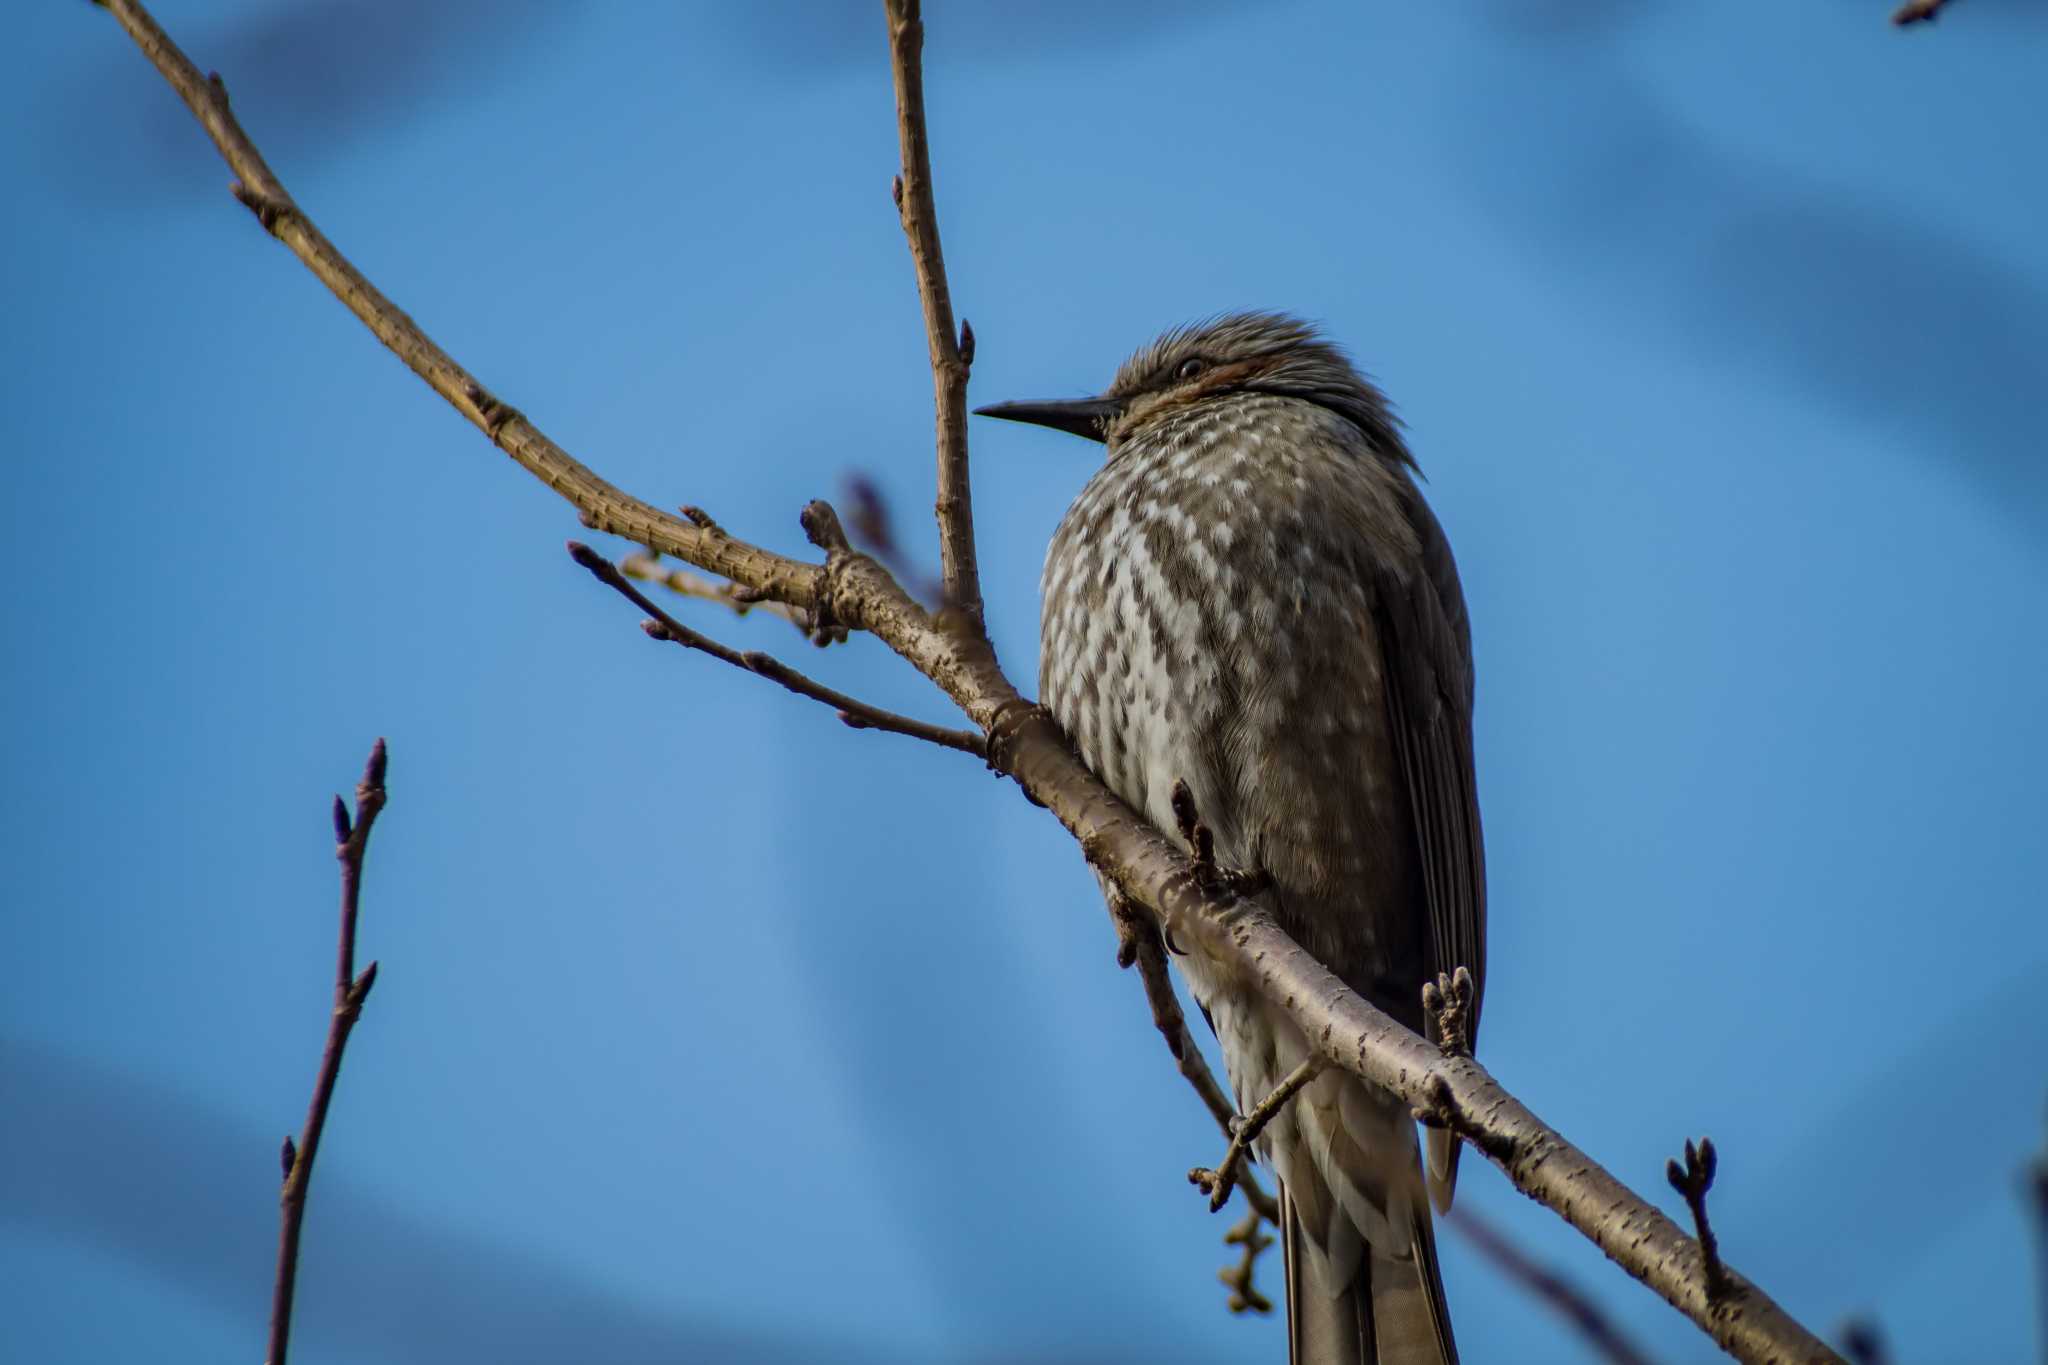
[1283,1183,1457,1365]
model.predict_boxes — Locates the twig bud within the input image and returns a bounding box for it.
[331,796,351,843]
[348,960,379,1007]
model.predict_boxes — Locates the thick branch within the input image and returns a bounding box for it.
[1002,703,1846,1365]
[101,3,1845,1359]
[884,0,981,624]
[269,740,388,1365]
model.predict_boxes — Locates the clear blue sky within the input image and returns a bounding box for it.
[6,2,2046,1361]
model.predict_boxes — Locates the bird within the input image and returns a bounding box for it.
[975,313,1486,1365]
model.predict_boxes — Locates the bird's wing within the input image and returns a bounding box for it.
[1374,486,1486,1211]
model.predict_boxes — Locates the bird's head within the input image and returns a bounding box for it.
[974,311,1408,465]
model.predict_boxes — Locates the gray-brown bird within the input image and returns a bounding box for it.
[977,314,1486,1365]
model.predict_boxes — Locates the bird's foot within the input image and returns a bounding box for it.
[1169,779,1270,900]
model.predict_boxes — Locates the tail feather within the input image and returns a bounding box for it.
[1426,1128,1462,1215]
[1284,1185,1457,1365]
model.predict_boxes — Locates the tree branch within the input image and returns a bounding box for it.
[1113,901,1249,1160]
[1112,897,1280,1312]
[1190,1055,1323,1214]
[569,542,986,759]
[618,550,822,638]
[269,739,388,1365]
[97,1,1848,1359]
[884,0,981,625]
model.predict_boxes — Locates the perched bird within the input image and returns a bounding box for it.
[977,314,1486,1365]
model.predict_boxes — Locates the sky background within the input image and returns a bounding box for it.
[6,1,2047,1361]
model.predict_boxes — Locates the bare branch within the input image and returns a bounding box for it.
[1112,899,1279,1222]
[1447,1205,1662,1365]
[1892,0,1956,25]
[618,551,821,637]
[569,542,986,758]
[883,0,981,624]
[1189,1055,1323,1213]
[269,740,388,1365]
[93,0,825,614]
[97,1,1850,1358]
[1112,896,1280,1312]
[1220,1199,1276,1316]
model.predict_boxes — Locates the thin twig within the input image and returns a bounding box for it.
[618,551,818,636]
[1891,0,1955,24]
[1447,1205,1662,1365]
[883,0,980,624]
[568,542,986,758]
[1190,1055,1324,1214]
[1667,1137,1730,1305]
[1220,1200,1276,1316]
[269,740,388,1365]
[93,0,826,611]
[1112,896,1279,1311]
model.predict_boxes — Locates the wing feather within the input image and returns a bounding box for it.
[1373,487,1486,1211]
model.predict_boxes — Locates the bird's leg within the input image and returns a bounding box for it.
[1169,778,1271,899]
[1421,965,1476,1057]
[1189,1054,1325,1213]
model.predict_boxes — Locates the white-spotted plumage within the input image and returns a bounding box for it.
[1027,314,1487,1365]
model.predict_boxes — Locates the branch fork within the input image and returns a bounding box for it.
[1189,1054,1325,1213]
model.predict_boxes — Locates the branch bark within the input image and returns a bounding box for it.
[97,2,1847,1360]
[884,0,981,624]
[269,740,388,1365]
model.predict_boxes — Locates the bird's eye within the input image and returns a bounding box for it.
[1176,357,1208,381]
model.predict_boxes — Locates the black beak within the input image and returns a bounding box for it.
[971,396,1122,443]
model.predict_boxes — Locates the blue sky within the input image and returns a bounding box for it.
[6,2,2046,1361]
